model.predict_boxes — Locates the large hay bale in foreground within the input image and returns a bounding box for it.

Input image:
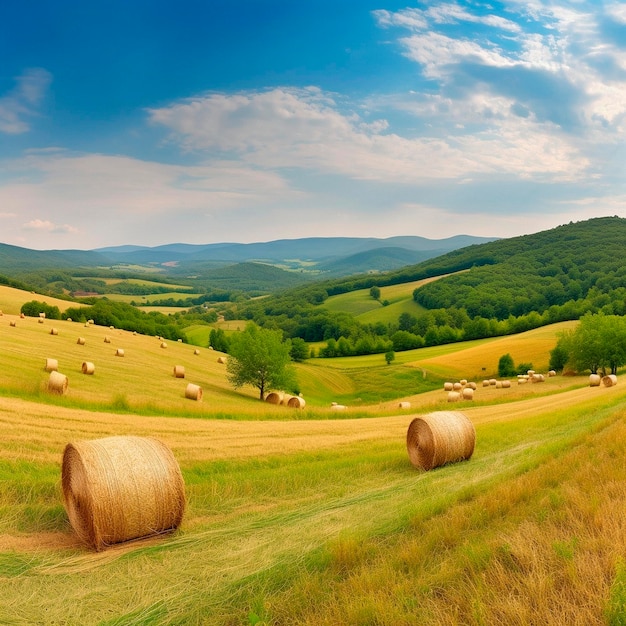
[406,411,475,471]
[185,383,203,401]
[173,365,185,379]
[602,374,618,387]
[81,361,95,375]
[589,374,601,387]
[61,435,186,551]
[48,371,68,394]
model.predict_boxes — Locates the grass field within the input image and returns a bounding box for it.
[1,287,625,625]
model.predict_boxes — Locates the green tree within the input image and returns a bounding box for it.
[498,353,516,377]
[289,337,309,362]
[369,285,381,301]
[226,324,297,400]
[385,350,395,365]
[549,342,569,372]
[209,328,230,353]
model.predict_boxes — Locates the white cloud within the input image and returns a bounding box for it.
[22,219,78,235]
[0,68,52,134]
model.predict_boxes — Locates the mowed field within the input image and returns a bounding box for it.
[1,287,626,624]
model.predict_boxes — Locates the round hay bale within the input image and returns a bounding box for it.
[531,374,545,383]
[461,387,474,400]
[288,396,306,409]
[115,348,124,357]
[185,383,203,401]
[495,381,503,389]
[467,382,477,390]
[459,379,468,386]
[61,435,186,551]
[87,319,94,325]
[447,391,461,402]
[406,411,475,471]
[104,336,111,343]
[66,318,72,322]
[589,374,601,387]
[84,323,90,328]
[280,394,294,406]
[330,404,346,411]
[194,349,200,355]
[81,361,95,375]
[489,379,497,386]
[265,391,284,405]
[527,370,535,377]
[452,382,463,391]
[482,380,490,388]
[50,327,59,336]
[501,380,511,388]
[217,356,227,364]
[38,318,45,324]
[160,342,168,349]
[77,337,86,345]
[602,374,617,387]
[10,320,17,327]
[0,310,2,316]
[398,401,411,409]
[173,365,185,379]
[44,358,59,372]
[548,370,556,377]
[443,382,454,391]
[39,312,46,319]
[518,378,528,385]
[178,339,182,343]
[48,371,68,394]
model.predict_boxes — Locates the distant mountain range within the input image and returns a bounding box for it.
[94,235,498,276]
[0,235,498,279]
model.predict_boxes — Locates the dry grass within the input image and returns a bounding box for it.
[0,285,84,316]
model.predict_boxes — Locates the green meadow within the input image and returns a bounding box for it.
[1,286,625,625]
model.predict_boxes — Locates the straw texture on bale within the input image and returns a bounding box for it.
[61,435,186,551]
[77,337,85,345]
[48,371,68,394]
[173,365,185,378]
[115,348,124,357]
[45,358,59,372]
[406,411,476,471]
[280,394,294,406]
[185,383,203,401]
[602,374,617,387]
[81,361,95,375]
[589,374,601,387]
[265,391,284,405]
[398,401,411,409]
[287,396,306,409]
[447,391,460,402]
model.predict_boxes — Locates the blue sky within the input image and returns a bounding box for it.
[1,1,626,249]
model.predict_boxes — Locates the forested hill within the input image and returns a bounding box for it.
[410,216,626,319]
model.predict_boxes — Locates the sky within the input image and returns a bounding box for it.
[1,0,626,250]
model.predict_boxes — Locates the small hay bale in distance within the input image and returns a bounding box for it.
[589,374,601,387]
[489,379,497,386]
[331,404,347,411]
[160,342,168,349]
[39,318,45,324]
[548,370,556,377]
[217,356,227,364]
[20,313,25,319]
[61,435,186,551]
[452,382,463,391]
[48,371,68,394]
[185,383,203,401]
[501,380,511,388]
[398,401,411,409]
[39,312,46,319]
[193,349,200,355]
[50,328,59,336]
[443,382,454,391]
[461,387,474,400]
[44,358,59,372]
[467,382,477,390]
[482,380,490,388]
[115,348,125,357]
[9,320,17,327]
[406,411,476,471]
[447,391,461,402]
[265,391,284,405]
[81,361,95,375]
[104,336,111,344]
[602,374,618,387]
[287,396,306,409]
[173,365,185,379]
[77,337,86,345]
